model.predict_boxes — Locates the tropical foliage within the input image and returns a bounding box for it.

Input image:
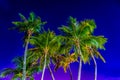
[12,12,46,80]
[59,17,107,80]
[0,12,107,80]
[29,30,62,80]
[0,56,39,80]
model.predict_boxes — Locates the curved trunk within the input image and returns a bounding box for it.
[77,44,83,80]
[77,58,82,80]
[41,54,47,80]
[48,64,55,80]
[91,53,97,80]
[68,66,73,80]
[22,35,30,80]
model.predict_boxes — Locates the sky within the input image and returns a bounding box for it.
[0,0,120,80]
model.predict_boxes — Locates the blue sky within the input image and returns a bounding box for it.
[0,0,120,79]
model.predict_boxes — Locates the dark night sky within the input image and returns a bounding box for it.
[0,0,120,80]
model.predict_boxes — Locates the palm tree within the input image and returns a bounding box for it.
[58,17,98,80]
[29,30,62,80]
[81,35,107,80]
[12,12,46,80]
[53,52,78,80]
[0,56,39,80]
[52,38,77,80]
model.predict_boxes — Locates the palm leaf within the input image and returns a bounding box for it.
[19,13,27,22]
[0,68,15,78]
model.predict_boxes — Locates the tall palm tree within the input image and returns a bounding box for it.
[12,12,46,80]
[58,17,97,80]
[29,30,62,80]
[81,35,107,80]
[0,56,39,80]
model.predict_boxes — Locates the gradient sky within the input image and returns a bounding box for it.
[0,0,120,80]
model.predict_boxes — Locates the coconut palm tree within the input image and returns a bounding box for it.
[0,56,39,80]
[12,12,46,80]
[52,37,77,80]
[58,17,98,80]
[59,17,107,80]
[29,30,62,80]
[80,35,107,80]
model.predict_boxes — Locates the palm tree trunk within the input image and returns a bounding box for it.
[41,54,47,80]
[77,44,83,80]
[22,35,30,80]
[48,64,55,80]
[91,53,97,80]
[77,58,82,80]
[68,66,73,80]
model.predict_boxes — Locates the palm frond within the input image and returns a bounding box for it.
[19,13,27,22]
[29,12,35,22]
[0,68,15,78]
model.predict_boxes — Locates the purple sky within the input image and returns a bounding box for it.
[1,65,119,80]
[1,69,119,80]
